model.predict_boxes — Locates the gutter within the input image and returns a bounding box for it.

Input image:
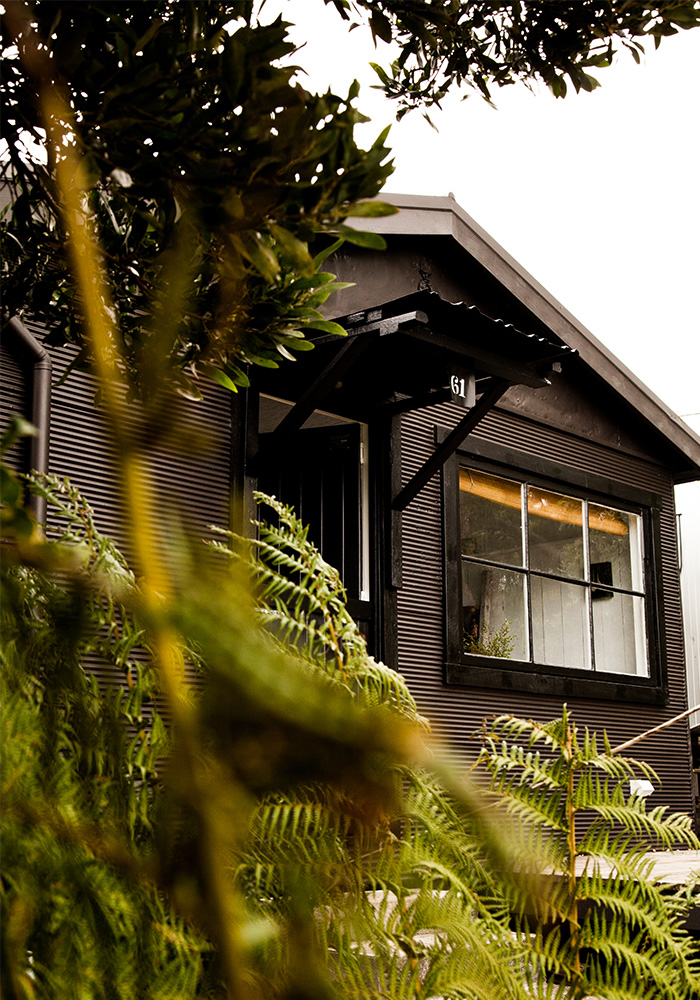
[3,316,52,524]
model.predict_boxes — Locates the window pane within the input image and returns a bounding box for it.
[531,577,591,669]
[589,504,643,592]
[528,487,584,579]
[462,562,528,660]
[460,468,524,567]
[593,592,649,676]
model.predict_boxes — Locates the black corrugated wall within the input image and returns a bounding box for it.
[0,342,31,474]
[2,321,233,694]
[396,400,693,818]
[22,321,233,563]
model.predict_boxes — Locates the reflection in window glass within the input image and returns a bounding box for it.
[593,593,648,675]
[531,578,591,669]
[462,563,528,661]
[459,469,523,566]
[589,504,643,592]
[528,487,584,579]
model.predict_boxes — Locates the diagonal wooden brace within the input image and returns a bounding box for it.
[391,378,511,511]
[250,334,371,471]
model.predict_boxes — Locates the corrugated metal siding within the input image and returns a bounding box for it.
[24,324,233,566]
[677,482,700,730]
[0,342,31,473]
[396,401,694,818]
[15,322,232,696]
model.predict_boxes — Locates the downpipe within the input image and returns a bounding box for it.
[3,316,52,525]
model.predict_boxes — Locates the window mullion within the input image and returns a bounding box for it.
[583,498,596,672]
[523,482,533,663]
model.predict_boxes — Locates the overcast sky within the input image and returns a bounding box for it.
[266,2,700,436]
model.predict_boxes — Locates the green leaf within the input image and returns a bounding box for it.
[305,281,354,307]
[275,343,297,361]
[224,364,251,388]
[286,337,315,352]
[269,224,313,274]
[174,383,204,401]
[312,239,344,269]
[333,226,387,250]
[369,10,393,44]
[201,365,239,393]
[1,415,37,456]
[1,501,35,539]
[370,124,392,151]
[370,61,390,86]
[287,272,336,292]
[0,464,22,506]
[236,231,280,283]
[303,320,347,337]
[346,200,399,218]
[246,354,279,368]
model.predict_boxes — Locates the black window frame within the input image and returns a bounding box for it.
[442,441,668,705]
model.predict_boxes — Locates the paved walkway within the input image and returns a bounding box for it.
[574,850,700,885]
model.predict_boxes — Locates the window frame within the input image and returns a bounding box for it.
[442,442,668,704]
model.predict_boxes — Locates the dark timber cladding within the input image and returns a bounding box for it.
[396,396,693,818]
[5,320,234,696]
[6,321,233,552]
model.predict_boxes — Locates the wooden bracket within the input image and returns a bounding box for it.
[250,334,371,472]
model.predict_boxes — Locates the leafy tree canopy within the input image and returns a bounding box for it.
[2,1,699,397]
[1,1,394,397]
[332,0,700,112]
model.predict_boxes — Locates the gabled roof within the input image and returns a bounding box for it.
[348,193,700,483]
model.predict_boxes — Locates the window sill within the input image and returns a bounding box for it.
[445,658,668,705]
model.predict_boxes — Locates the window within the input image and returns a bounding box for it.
[444,458,664,702]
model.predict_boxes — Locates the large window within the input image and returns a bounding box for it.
[452,465,655,687]
[459,467,649,677]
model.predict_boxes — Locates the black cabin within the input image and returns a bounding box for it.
[3,193,699,821]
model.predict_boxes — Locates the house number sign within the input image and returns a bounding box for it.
[449,369,476,409]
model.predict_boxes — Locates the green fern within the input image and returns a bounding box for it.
[210,492,426,723]
[5,469,699,1000]
[478,707,700,1000]
[212,493,531,1000]
[1,474,215,999]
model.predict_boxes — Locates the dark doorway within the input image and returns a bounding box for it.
[257,396,373,645]
[258,423,363,598]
